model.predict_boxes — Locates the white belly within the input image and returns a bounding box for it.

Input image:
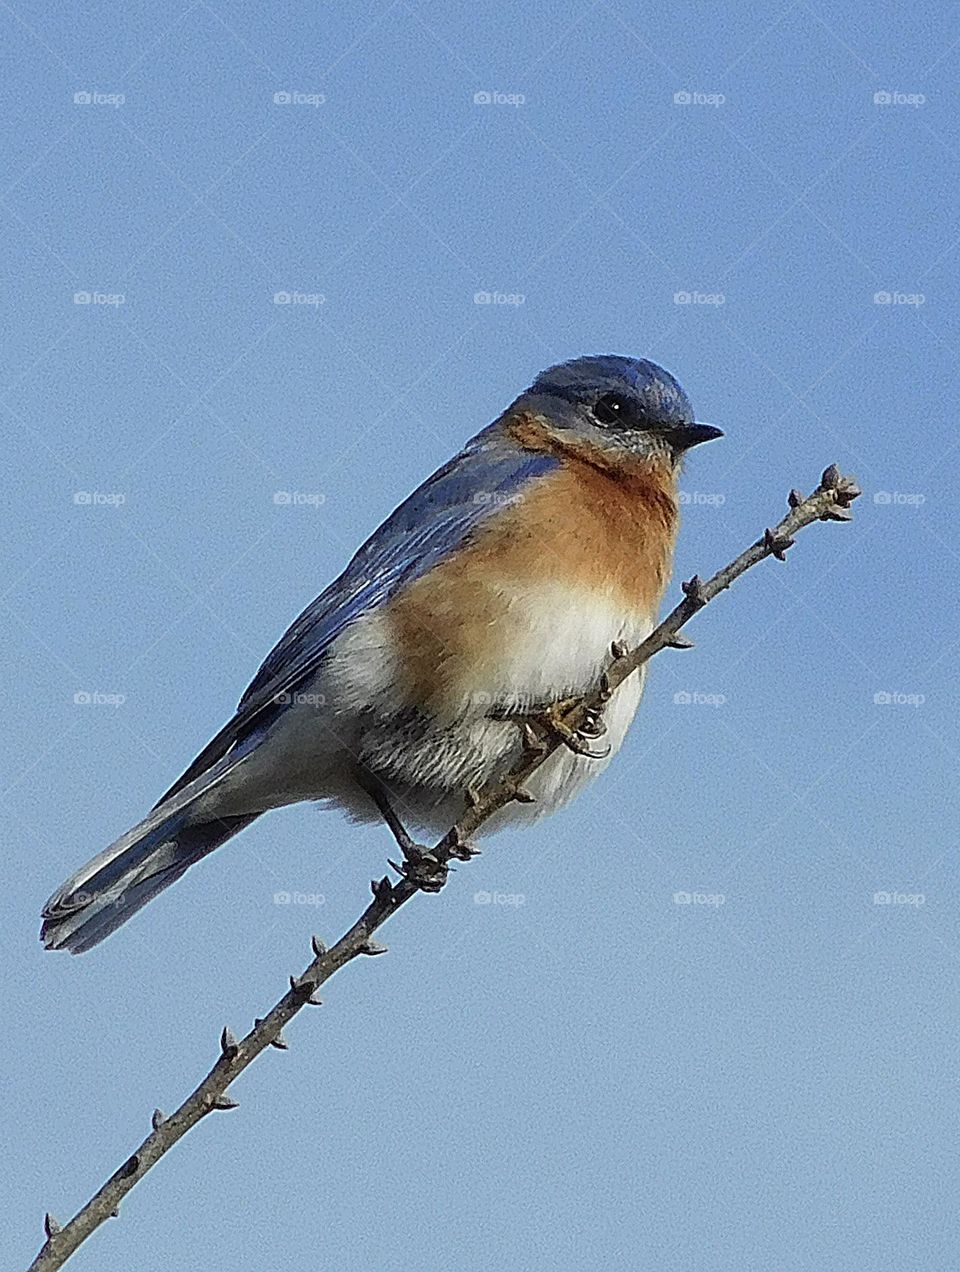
[211,584,655,834]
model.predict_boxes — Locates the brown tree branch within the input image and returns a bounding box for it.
[28,464,860,1272]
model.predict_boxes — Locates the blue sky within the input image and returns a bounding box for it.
[3,2,959,1269]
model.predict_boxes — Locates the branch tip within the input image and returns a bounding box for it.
[788,488,804,508]
[310,935,327,957]
[44,1213,62,1239]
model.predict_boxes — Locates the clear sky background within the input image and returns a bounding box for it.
[3,3,959,1269]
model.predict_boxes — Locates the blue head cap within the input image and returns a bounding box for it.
[520,354,722,459]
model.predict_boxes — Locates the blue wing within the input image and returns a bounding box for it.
[157,420,557,803]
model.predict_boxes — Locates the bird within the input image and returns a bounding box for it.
[41,354,721,953]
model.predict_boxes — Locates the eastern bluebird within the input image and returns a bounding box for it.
[42,354,721,952]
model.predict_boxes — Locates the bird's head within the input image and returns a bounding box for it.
[516,354,722,466]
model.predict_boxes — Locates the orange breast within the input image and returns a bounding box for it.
[385,415,680,714]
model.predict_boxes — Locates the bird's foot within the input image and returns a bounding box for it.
[389,841,449,893]
[527,697,611,760]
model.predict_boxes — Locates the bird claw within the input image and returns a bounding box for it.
[537,700,611,759]
[398,843,448,892]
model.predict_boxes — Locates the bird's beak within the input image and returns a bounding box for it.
[668,421,724,450]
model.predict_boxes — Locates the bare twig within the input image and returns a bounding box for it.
[28,464,860,1272]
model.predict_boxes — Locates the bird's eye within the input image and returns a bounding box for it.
[593,393,632,426]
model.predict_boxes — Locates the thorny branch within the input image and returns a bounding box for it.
[28,464,860,1272]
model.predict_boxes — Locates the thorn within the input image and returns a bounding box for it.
[360,938,388,956]
[820,463,841,490]
[151,1108,166,1131]
[44,1213,61,1239]
[788,488,804,508]
[681,574,706,603]
[610,639,628,660]
[311,934,327,958]
[290,973,320,999]
[306,993,323,1006]
[664,631,695,649]
[763,527,795,561]
[371,875,393,902]
[220,1026,239,1058]
[512,784,537,804]
[269,1030,289,1049]
[597,671,613,702]
[212,1095,239,1111]
[820,505,854,522]
[110,1207,119,1218]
